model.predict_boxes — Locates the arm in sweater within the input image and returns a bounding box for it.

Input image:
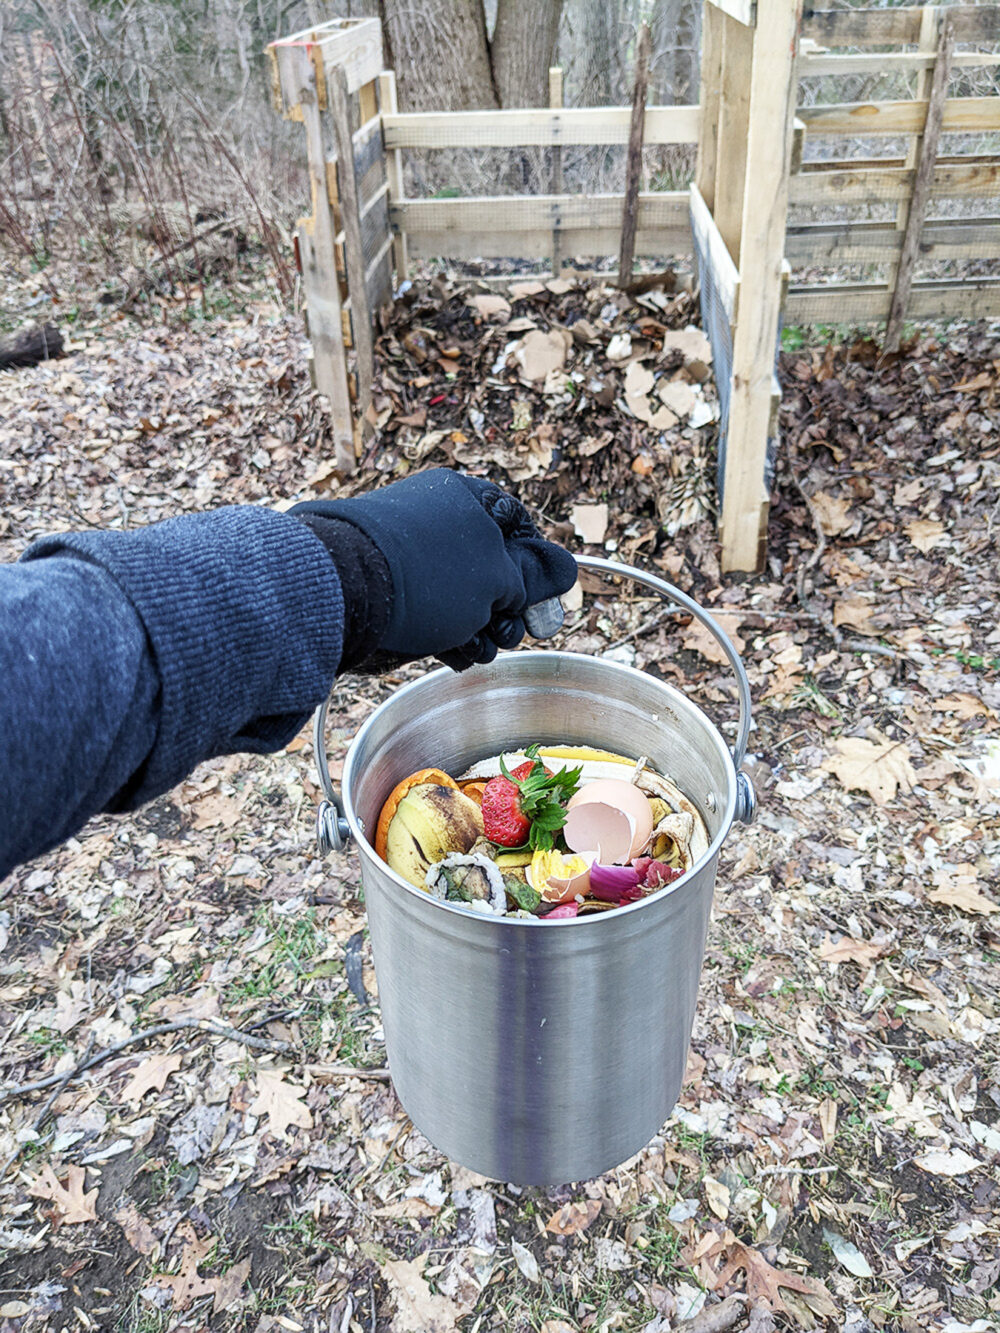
[1,506,349,880]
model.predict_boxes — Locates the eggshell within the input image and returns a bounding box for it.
[527,849,594,904]
[565,779,654,863]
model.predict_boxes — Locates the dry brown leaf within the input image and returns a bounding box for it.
[832,595,874,631]
[569,502,608,545]
[913,1148,981,1176]
[931,692,996,720]
[28,1164,98,1227]
[817,934,883,968]
[811,491,853,536]
[189,792,243,830]
[545,1199,602,1235]
[470,294,510,320]
[927,867,998,916]
[710,1241,837,1317]
[703,1176,731,1221]
[121,1051,184,1104]
[211,1258,252,1315]
[681,613,745,665]
[894,479,924,506]
[115,1202,158,1255]
[249,1070,314,1140]
[905,518,947,553]
[822,735,916,804]
[153,1225,217,1310]
[384,1255,472,1333]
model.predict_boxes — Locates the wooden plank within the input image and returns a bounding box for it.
[801,5,999,48]
[714,11,754,264]
[786,279,1000,322]
[722,0,802,574]
[886,12,955,351]
[789,159,1000,204]
[791,118,806,174]
[364,236,394,312]
[785,218,1000,263]
[690,183,739,321]
[391,192,689,232]
[358,78,378,125]
[353,114,384,185]
[270,17,383,98]
[328,64,374,415]
[707,0,756,25]
[381,105,700,148]
[800,51,1000,76]
[620,23,652,285]
[293,51,355,473]
[405,227,692,262]
[799,98,1000,137]
[696,0,725,211]
[378,69,408,282]
[549,67,564,274]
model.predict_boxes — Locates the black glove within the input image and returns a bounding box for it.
[290,469,577,670]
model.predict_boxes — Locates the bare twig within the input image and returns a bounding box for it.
[2,1018,291,1103]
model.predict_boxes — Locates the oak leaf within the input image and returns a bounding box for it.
[249,1070,313,1140]
[905,518,947,553]
[28,1164,98,1226]
[682,613,745,666]
[115,1202,158,1255]
[710,1241,837,1317]
[545,1199,602,1235]
[121,1051,183,1104]
[927,867,998,916]
[817,934,883,968]
[383,1255,472,1333]
[913,1148,981,1176]
[822,735,915,804]
[810,491,853,536]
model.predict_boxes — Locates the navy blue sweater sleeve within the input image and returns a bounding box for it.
[1,506,344,880]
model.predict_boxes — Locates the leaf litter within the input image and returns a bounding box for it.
[0,251,998,1330]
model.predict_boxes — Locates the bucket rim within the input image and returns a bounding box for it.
[341,650,738,927]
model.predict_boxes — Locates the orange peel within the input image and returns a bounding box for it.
[374,768,458,860]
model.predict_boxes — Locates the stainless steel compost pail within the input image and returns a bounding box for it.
[313,557,756,1184]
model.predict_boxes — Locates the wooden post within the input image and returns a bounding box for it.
[378,68,408,282]
[885,12,955,352]
[327,61,374,423]
[549,66,564,276]
[295,48,356,475]
[721,0,802,573]
[713,12,755,264]
[887,6,939,300]
[696,1,725,212]
[618,22,652,286]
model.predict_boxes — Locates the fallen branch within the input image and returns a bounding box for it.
[1,1017,290,1102]
[306,1063,391,1082]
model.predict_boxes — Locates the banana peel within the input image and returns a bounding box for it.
[384,783,484,888]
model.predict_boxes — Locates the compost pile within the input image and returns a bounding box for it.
[330,274,721,558]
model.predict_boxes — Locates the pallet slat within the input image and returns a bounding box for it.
[790,160,1000,204]
[391,192,689,232]
[800,5,1000,48]
[382,106,700,149]
[800,97,1000,137]
[405,227,691,262]
[800,51,1000,76]
[786,218,1000,263]
[270,17,383,101]
[786,279,1000,322]
[690,183,739,320]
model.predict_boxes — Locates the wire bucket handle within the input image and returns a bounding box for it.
[313,554,756,853]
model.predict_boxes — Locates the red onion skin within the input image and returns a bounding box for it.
[588,862,641,902]
[542,902,579,919]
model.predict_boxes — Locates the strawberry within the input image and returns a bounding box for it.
[481,777,530,847]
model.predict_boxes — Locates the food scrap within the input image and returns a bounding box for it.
[376,744,710,920]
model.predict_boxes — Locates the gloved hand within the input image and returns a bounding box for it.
[290,469,577,670]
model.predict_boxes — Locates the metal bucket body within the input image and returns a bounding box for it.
[342,650,738,1184]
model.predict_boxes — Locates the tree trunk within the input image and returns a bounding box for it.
[491,0,565,106]
[650,0,701,105]
[379,0,498,110]
[562,0,624,105]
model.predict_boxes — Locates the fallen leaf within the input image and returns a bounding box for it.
[681,613,745,665]
[211,1258,252,1315]
[121,1051,184,1104]
[822,735,916,804]
[913,1148,981,1176]
[905,518,947,553]
[153,1224,217,1310]
[927,867,998,916]
[115,1202,158,1255]
[894,478,924,506]
[569,502,608,544]
[818,934,883,968]
[545,1199,602,1235]
[832,595,874,631]
[811,491,853,536]
[513,329,570,382]
[249,1070,314,1140]
[710,1241,837,1316]
[823,1229,873,1278]
[470,294,510,320]
[384,1255,472,1332]
[931,693,996,720]
[511,1239,541,1284]
[28,1164,98,1227]
[703,1176,731,1221]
